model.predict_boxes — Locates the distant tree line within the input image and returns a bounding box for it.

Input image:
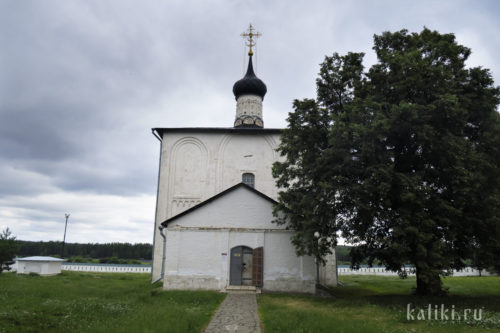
[14,240,152,260]
[335,246,352,264]
[336,246,382,265]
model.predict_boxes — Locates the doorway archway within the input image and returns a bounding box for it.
[229,246,263,286]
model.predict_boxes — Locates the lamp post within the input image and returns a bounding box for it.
[61,213,70,258]
[314,231,320,285]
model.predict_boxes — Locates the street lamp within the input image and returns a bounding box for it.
[314,231,320,285]
[61,213,70,258]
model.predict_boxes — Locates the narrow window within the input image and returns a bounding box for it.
[242,173,255,188]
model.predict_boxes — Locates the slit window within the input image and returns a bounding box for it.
[242,173,255,188]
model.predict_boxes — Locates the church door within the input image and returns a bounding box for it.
[229,246,264,286]
[230,246,253,286]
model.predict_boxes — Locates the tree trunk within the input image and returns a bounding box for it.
[415,266,444,296]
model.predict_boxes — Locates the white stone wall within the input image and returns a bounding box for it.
[235,95,263,119]
[161,186,317,292]
[319,252,338,287]
[263,232,316,293]
[163,228,316,292]
[168,186,279,230]
[152,130,282,280]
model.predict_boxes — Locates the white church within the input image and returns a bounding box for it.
[151,26,337,293]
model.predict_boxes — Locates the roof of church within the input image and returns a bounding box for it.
[232,54,267,100]
[152,127,282,138]
[160,183,278,226]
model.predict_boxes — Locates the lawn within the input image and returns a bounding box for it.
[258,275,500,333]
[0,272,225,333]
[2,272,499,333]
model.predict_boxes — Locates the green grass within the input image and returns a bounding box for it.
[0,272,225,333]
[258,275,500,333]
[3,272,499,333]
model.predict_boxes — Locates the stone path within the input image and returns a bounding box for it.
[204,293,261,333]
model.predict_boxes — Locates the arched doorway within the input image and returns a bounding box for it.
[229,246,263,286]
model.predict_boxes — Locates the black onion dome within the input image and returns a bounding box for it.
[233,55,267,100]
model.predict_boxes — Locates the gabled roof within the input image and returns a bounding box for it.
[161,183,278,227]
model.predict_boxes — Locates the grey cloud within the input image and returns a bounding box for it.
[0,0,498,242]
[0,164,55,197]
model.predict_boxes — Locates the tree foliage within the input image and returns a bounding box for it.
[14,240,152,260]
[273,28,500,295]
[0,228,18,273]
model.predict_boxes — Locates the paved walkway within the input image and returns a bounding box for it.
[204,293,261,333]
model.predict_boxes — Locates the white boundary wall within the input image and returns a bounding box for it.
[338,266,494,277]
[12,263,493,277]
[62,263,151,273]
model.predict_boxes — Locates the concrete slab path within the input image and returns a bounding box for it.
[204,293,261,333]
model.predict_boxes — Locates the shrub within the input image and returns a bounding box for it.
[0,228,18,273]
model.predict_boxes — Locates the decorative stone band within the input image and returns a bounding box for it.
[234,115,264,128]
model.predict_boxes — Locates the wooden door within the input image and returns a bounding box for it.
[252,247,263,287]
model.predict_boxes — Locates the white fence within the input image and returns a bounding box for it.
[62,263,151,274]
[338,266,493,277]
[10,262,492,277]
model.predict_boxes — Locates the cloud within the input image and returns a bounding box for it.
[0,0,498,243]
[0,190,155,243]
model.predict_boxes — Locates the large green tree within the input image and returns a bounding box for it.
[273,28,500,295]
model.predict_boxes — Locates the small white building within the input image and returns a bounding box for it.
[16,256,65,276]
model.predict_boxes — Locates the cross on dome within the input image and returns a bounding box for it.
[241,24,261,56]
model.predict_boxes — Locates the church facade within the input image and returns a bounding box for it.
[151,27,336,293]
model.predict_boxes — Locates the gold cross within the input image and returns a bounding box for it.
[241,24,261,56]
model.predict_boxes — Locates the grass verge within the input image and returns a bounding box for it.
[258,275,500,333]
[0,271,225,333]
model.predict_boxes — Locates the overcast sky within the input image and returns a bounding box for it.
[1,0,499,244]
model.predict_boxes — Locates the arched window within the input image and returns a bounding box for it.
[242,173,255,188]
